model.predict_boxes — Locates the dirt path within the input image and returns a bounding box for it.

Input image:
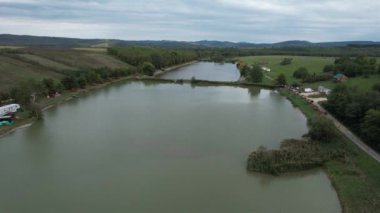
[264,74,274,81]
[314,102,380,163]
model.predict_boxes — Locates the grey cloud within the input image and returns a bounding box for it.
[0,0,378,42]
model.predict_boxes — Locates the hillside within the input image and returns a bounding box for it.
[0,48,131,92]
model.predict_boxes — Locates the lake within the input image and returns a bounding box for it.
[159,62,240,81]
[0,62,340,212]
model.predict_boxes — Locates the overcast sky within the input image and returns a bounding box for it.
[0,0,379,42]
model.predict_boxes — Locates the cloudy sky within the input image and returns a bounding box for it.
[0,0,379,42]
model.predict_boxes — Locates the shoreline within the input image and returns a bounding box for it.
[153,60,198,77]
[279,90,380,213]
[0,60,226,138]
[0,76,278,138]
[0,75,137,138]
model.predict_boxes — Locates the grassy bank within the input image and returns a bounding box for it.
[277,90,380,213]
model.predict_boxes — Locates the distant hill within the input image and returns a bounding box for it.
[0,34,379,48]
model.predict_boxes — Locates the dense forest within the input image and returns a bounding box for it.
[108,47,206,69]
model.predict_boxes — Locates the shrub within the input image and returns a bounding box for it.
[280,58,293,65]
[308,117,337,142]
[293,67,309,79]
[140,62,156,76]
[276,74,287,86]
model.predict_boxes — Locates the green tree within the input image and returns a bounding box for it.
[293,67,309,79]
[61,76,78,90]
[276,74,287,86]
[140,62,156,76]
[237,62,250,77]
[373,83,380,92]
[361,109,380,151]
[324,84,353,119]
[77,77,87,89]
[280,58,293,65]
[42,78,56,94]
[86,71,102,84]
[323,64,335,73]
[308,117,337,142]
[29,103,43,120]
[247,65,263,83]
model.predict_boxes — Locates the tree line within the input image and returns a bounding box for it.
[323,56,379,77]
[0,67,138,118]
[108,47,205,69]
[323,84,380,152]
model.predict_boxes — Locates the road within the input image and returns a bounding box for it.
[315,102,380,163]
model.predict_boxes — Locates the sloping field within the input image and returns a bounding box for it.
[18,53,76,71]
[0,55,63,91]
[0,48,132,92]
[84,53,131,69]
[27,49,131,70]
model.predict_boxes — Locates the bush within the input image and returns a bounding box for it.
[373,83,380,92]
[302,73,332,83]
[247,140,325,175]
[323,64,335,73]
[280,58,293,65]
[29,104,43,120]
[308,117,337,142]
[276,74,287,86]
[140,62,156,76]
[293,67,309,79]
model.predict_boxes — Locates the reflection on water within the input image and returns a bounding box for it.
[160,62,240,81]
[0,81,340,212]
[248,86,260,97]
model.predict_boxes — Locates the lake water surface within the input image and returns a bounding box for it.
[0,80,341,212]
[159,62,240,81]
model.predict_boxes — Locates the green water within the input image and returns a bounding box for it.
[159,62,240,81]
[0,81,340,212]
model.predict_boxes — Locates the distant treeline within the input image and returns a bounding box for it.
[215,47,380,57]
[108,47,206,69]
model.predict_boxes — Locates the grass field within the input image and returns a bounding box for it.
[238,55,335,82]
[306,75,380,92]
[238,55,380,92]
[0,55,63,91]
[0,46,24,49]
[282,91,380,213]
[28,49,131,70]
[0,48,132,92]
[18,53,76,71]
[73,47,107,53]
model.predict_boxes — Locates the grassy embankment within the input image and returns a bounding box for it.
[265,91,380,213]
[238,55,380,93]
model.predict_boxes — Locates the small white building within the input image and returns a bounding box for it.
[318,86,332,95]
[261,66,271,72]
[304,88,314,93]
